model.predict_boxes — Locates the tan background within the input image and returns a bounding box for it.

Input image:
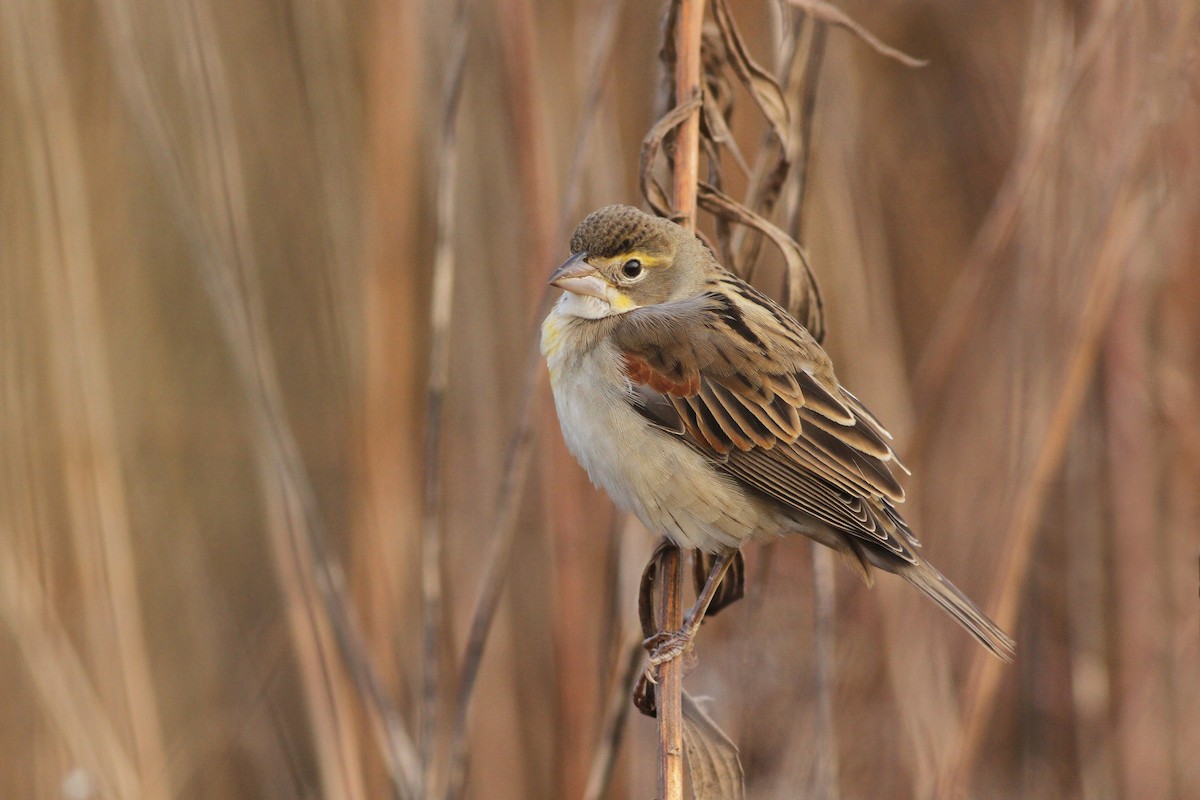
[1,0,1197,797]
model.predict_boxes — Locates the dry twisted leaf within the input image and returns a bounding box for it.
[682,692,745,800]
[640,95,704,218]
[697,181,826,343]
[787,0,928,68]
[710,0,790,143]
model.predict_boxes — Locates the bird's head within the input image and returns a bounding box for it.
[549,205,709,319]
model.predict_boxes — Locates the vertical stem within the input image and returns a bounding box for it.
[810,545,840,798]
[654,545,685,800]
[654,1,707,797]
[659,1,705,797]
[789,21,828,240]
[421,7,469,792]
[583,634,645,800]
[938,163,1143,798]
[672,0,705,229]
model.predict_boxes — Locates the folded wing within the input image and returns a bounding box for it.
[614,278,919,561]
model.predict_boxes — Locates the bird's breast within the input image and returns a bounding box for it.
[541,309,774,552]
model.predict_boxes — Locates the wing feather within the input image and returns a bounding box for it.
[798,406,891,460]
[684,393,735,453]
[612,277,916,557]
[699,381,758,450]
[795,369,855,424]
[704,381,779,447]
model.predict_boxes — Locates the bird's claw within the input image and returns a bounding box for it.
[645,629,690,667]
[642,621,700,684]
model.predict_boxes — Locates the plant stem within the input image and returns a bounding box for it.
[658,1,704,797]
[655,545,685,800]
[672,0,705,229]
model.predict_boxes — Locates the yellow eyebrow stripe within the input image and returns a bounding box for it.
[617,251,665,268]
[600,251,665,271]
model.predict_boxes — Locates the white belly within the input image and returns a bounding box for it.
[542,309,774,551]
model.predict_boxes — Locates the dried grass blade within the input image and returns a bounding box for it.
[582,634,645,800]
[0,547,142,799]
[728,11,818,279]
[692,549,745,618]
[681,692,745,800]
[95,1,422,795]
[698,24,747,182]
[702,89,749,177]
[640,95,704,218]
[421,1,470,784]
[441,325,545,800]
[786,0,927,68]
[442,1,627,791]
[942,169,1153,799]
[710,0,789,143]
[786,20,828,239]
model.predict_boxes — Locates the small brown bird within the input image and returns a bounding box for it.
[541,205,1014,661]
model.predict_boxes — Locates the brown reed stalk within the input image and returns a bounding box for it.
[0,550,143,798]
[583,633,646,800]
[940,146,1152,800]
[2,2,170,795]
[655,545,686,800]
[652,1,706,796]
[440,325,545,800]
[440,3,626,795]
[358,0,426,794]
[420,3,470,788]
[672,0,706,230]
[96,0,422,795]
[939,1,1197,786]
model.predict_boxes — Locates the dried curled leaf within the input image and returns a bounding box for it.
[637,541,670,640]
[640,95,704,218]
[699,23,749,178]
[682,692,745,800]
[702,86,748,177]
[710,0,790,144]
[697,181,826,343]
[787,0,929,68]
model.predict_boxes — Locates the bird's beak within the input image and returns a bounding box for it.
[549,252,607,299]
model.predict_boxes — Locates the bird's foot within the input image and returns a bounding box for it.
[645,628,690,668]
[643,616,701,674]
[632,638,699,719]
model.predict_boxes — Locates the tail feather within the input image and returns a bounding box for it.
[900,562,1015,661]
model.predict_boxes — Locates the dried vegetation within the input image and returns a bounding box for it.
[1,0,1198,798]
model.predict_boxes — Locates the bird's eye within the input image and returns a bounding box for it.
[621,258,643,279]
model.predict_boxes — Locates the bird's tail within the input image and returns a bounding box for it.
[899,561,1015,662]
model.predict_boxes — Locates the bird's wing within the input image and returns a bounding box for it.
[613,277,920,558]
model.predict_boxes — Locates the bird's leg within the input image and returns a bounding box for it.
[645,549,737,670]
[694,548,745,617]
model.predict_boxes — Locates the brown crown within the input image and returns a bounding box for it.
[569,205,676,259]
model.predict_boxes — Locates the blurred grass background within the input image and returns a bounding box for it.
[1,0,1198,798]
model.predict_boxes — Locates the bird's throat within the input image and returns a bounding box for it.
[555,289,632,320]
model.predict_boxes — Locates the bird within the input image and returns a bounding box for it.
[540,204,1015,662]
